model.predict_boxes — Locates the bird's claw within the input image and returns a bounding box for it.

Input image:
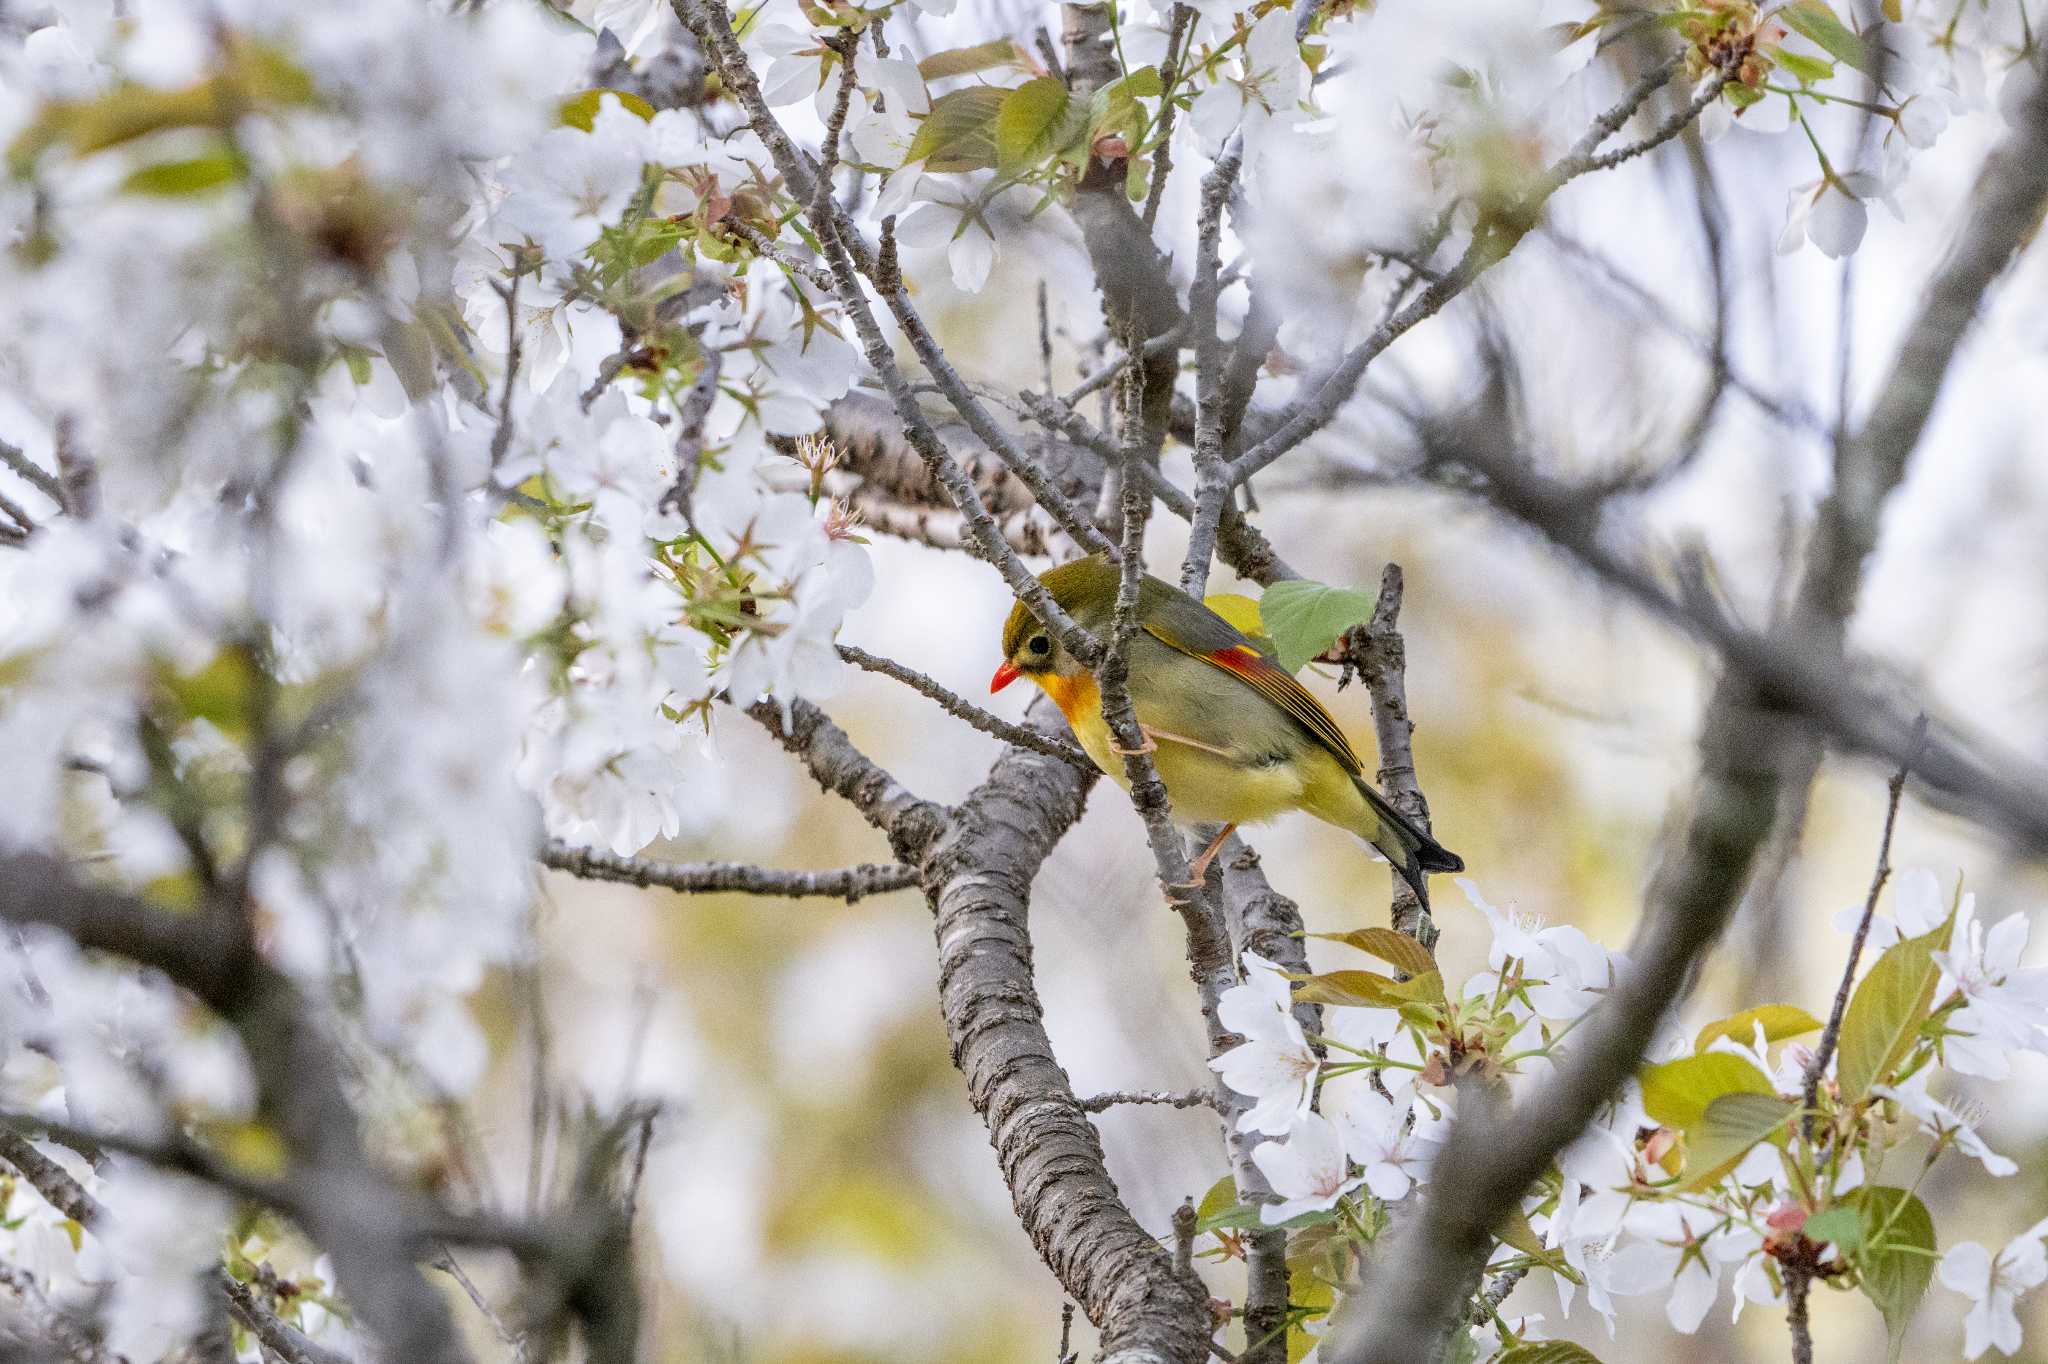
[1110,733,1158,756]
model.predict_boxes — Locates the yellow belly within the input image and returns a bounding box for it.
[1038,673,1308,827]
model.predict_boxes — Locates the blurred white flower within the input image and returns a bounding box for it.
[497,95,653,261]
[1940,1218,2048,1360]
[897,191,998,294]
[1873,1080,2016,1177]
[1190,9,1304,153]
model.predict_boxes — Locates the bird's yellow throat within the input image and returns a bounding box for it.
[1032,671,1101,730]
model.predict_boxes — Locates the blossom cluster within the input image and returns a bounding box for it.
[1205,873,2048,1361]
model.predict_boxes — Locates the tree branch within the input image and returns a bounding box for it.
[0,1126,350,1364]
[923,700,1211,1364]
[744,697,950,859]
[837,642,1094,770]
[540,840,918,901]
[1228,53,1709,488]
[1343,566,1448,946]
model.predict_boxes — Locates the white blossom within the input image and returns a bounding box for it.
[1940,1219,2048,1360]
[1210,951,1320,1135]
[1873,1080,2017,1177]
[1250,1113,1364,1224]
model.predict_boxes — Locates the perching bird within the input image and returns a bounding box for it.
[991,554,1463,901]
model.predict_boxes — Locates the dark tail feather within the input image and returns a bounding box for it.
[1354,778,1463,906]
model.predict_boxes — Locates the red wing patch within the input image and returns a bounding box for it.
[1175,637,1366,778]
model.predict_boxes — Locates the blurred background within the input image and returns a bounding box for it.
[492,7,2048,1361]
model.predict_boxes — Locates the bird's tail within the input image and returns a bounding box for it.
[1352,777,1463,906]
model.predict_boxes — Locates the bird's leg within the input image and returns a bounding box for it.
[1171,823,1236,891]
[1116,725,1232,757]
[1111,726,1159,756]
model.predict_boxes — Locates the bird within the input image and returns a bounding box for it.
[991,554,1463,902]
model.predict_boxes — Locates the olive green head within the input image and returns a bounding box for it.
[992,554,1119,691]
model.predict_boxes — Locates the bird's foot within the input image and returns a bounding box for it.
[1169,824,1238,893]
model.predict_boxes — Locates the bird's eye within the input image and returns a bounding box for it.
[1028,635,1051,656]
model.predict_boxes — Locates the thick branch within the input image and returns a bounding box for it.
[924,701,1211,1364]
[1797,60,2048,644]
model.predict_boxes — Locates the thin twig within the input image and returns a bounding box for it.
[0,437,66,506]
[540,840,919,901]
[1078,1089,1224,1114]
[1181,140,1244,598]
[1345,566,1448,945]
[729,220,835,291]
[1228,54,1706,488]
[1141,5,1196,231]
[487,275,523,473]
[1803,744,1917,1130]
[838,643,1094,769]
[1469,1267,1527,1323]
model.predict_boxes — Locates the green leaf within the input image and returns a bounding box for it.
[1781,0,1878,74]
[1677,1091,1795,1191]
[1857,1185,1936,1357]
[1775,49,1837,85]
[1309,927,1436,978]
[1258,579,1375,674]
[1724,81,1766,109]
[1638,1053,1774,1132]
[1195,1201,1264,1233]
[1289,969,1401,1008]
[1196,1174,1237,1226]
[1495,1205,1570,1272]
[916,38,1024,81]
[121,152,242,196]
[1086,69,1160,148]
[1498,1344,1605,1364]
[158,645,259,740]
[338,344,373,386]
[1497,1345,1605,1364]
[1803,1206,1863,1252]
[1287,1257,1335,1363]
[905,86,1006,172]
[1114,65,1164,99]
[995,76,1074,173]
[1837,918,1952,1104]
[1694,1004,1823,1054]
[557,88,657,130]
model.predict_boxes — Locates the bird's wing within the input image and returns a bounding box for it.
[1140,588,1366,778]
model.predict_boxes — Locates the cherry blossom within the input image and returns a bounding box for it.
[1250,1113,1364,1224]
[1873,1080,2017,1177]
[1940,1219,2048,1360]
[1327,1083,1438,1202]
[1210,950,1320,1135]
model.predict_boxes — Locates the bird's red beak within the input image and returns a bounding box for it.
[990,661,1021,693]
